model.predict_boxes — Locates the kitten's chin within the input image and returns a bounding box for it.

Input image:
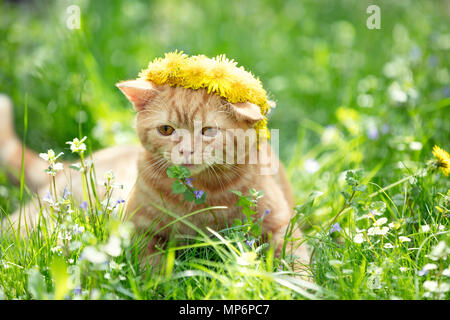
[178,163,208,176]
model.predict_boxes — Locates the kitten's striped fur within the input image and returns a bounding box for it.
[0,82,310,272]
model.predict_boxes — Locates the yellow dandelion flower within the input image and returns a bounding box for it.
[432,145,450,176]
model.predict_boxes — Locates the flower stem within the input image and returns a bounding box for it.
[368,175,413,198]
[309,190,356,266]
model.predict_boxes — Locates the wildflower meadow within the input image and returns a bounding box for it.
[0,0,449,301]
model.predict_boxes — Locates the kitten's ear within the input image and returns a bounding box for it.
[116,80,158,111]
[229,102,264,122]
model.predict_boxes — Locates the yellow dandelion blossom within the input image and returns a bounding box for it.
[137,51,273,142]
[432,145,450,176]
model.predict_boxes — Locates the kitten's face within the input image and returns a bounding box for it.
[117,80,264,176]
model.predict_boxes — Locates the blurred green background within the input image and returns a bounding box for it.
[0,0,449,209]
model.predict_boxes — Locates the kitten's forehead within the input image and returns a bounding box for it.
[157,85,228,126]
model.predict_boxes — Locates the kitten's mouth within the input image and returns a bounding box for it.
[179,163,208,175]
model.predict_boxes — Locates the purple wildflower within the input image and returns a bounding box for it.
[418,269,428,277]
[194,190,204,200]
[185,178,194,188]
[443,86,450,98]
[62,187,71,199]
[116,199,125,205]
[246,239,256,247]
[367,126,379,140]
[74,286,82,295]
[263,209,271,216]
[79,201,88,210]
[428,55,438,67]
[329,222,342,234]
[43,191,53,203]
[72,224,85,235]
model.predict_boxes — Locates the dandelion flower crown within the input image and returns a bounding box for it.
[138,51,272,139]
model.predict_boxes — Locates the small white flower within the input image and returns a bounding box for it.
[103,236,122,257]
[368,264,383,275]
[368,226,389,236]
[399,236,411,243]
[422,280,449,293]
[442,268,450,277]
[321,126,340,144]
[388,82,407,103]
[72,224,85,235]
[39,153,49,161]
[58,230,72,242]
[375,217,388,226]
[104,170,115,181]
[109,261,125,271]
[66,136,87,154]
[384,243,394,249]
[303,158,320,174]
[409,141,423,151]
[118,222,133,241]
[420,225,431,233]
[39,149,64,164]
[422,263,438,272]
[399,267,408,273]
[429,241,449,261]
[82,246,108,264]
[353,233,365,244]
[51,246,62,254]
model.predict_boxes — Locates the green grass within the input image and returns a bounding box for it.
[0,0,449,300]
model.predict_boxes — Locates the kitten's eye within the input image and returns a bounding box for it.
[157,125,175,136]
[201,127,218,137]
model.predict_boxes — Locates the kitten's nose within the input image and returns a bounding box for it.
[179,149,194,160]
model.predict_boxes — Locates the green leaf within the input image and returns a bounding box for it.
[250,223,262,237]
[172,180,187,194]
[167,165,191,179]
[230,190,242,197]
[183,190,195,202]
[295,191,323,214]
[167,166,180,178]
[233,219,243,226]
[242,206,256,217]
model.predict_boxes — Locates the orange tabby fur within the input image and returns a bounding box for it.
[0,81,310,273]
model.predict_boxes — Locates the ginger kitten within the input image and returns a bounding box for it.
[0,70,310,274]
[117,79,310,270]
